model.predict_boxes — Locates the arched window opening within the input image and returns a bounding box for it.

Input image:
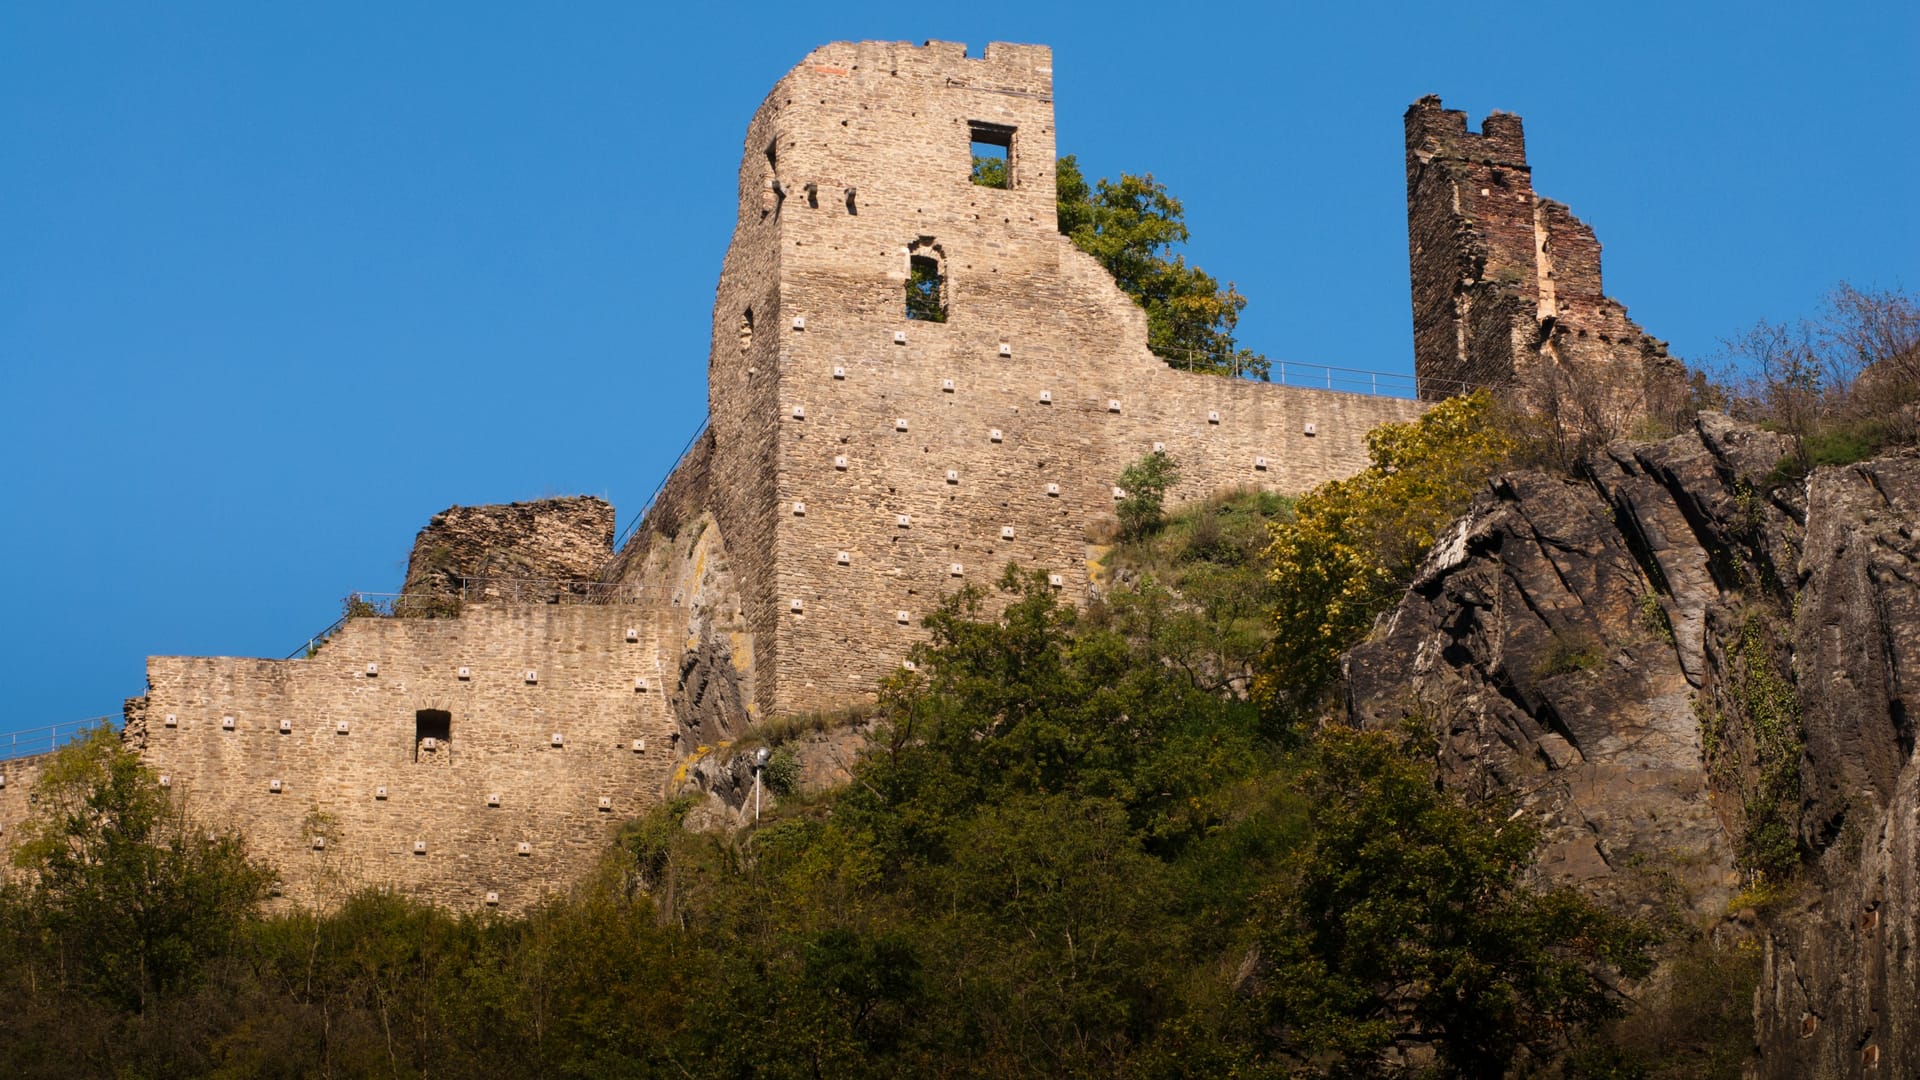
[906,241,947,323]
[739,308,755,352]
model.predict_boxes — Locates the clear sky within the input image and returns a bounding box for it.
[2,2,1914,738]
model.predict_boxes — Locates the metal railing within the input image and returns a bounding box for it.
[1154,347,1494,401]
[456,577,669,606]
[288,576,674,658]
[2,716,112,763]
[612,417,711,554]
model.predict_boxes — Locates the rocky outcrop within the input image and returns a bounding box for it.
[1753,455,1920,1078]
[1345,414,1920,1077]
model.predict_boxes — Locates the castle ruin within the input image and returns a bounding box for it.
[0,43,1674,912]
[1405,95,1686,431]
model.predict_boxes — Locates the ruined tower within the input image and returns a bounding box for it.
[642,40,1426,722]
[1404,95,1685,431]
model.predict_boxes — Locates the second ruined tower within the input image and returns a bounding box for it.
[1405,95,1685,430]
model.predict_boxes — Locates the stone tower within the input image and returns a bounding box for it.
[678,40,1425,720]
[1404,95,1685,431]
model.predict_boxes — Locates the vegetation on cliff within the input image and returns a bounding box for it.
[17,284,1913,1074]
[1258,390,1517,726]
[1719,281,1918,476]
[0,403,1669,1078]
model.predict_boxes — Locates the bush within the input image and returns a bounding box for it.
[1259,391,1517,725]
[1116,450,1179,540]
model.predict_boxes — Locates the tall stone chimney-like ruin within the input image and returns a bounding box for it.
[1405,95,1686,432]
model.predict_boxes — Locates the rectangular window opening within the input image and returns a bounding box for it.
[415,709,452,762]
[969,122,1015,189]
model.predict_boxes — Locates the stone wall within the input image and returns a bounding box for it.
[666,40,1428,717]
[402,496,615,597]
[137,602,678,911]
[1404,96,1686,429]
[0,752,53,867]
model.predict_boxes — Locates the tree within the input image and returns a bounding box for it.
[1722,282,1920,475]
[8,726,275,1011]
[906,254,947,322]
[1258,391,1516,724]
[1116,449,1179,540]
[1056,155,1268,379]
[971,153,1008,189]
[1251,727,1654,1076]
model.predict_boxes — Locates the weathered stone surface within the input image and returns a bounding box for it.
[402,496,615,597]
[666,40,1430,721]
[1348,416,1920,1076]
[1346,458,1738,920]
[1753,453,1920,1079]
[135,603,679,912]
[1405,96,1687,429]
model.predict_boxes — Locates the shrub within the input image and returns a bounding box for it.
[1116,450,1179,540]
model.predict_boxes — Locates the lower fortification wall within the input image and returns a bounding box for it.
[139,604,679,911]
[0,753,54,868]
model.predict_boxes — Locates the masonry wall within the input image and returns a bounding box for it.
[402,496,615,598]
[138,604,678,911]
[0,753,52,867]
[687,40,1428,717]
[1404,95,1684,422]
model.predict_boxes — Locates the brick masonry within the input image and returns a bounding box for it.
[1404,95,1686,427]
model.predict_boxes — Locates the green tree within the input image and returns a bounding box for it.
[1116,449,1180,540]
[906,254,947,322]
[1056,154,1268,379]
[1251,727,1654,1077]
[1259,390,1516,723]
[9,725,275,1011]
[972,153,1009,189]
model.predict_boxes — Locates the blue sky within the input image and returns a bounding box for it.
[2,2,1913,737]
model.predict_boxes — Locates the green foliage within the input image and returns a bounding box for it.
[1567,934,1761,1080]
[1115,449,1179,540]
[1638,592,1675,645]
[1730,615,1803,879]
[761,746,800,796]
[6,726,274,1012]
[1723,282,1919,481]
[1259,390,1518,725]
[341,592,382,620]
[971,152,1008,188]
[1253,727,1656,1075]
[0,493,1725,1075]
[1699,613,1804,880]
[1056,154,1268,378]
[1538,630,1605,678]
[905,255,946,322]
[1101,487,1294,696]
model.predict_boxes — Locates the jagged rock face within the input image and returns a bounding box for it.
[1344,449,1744,920]
[1346,415,1920,1077]
[1755,455,1920,1079]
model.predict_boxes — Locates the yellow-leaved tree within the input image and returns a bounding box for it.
[1257,391,1516,725]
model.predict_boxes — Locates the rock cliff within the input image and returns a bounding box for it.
[1344,414,1919,1077]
